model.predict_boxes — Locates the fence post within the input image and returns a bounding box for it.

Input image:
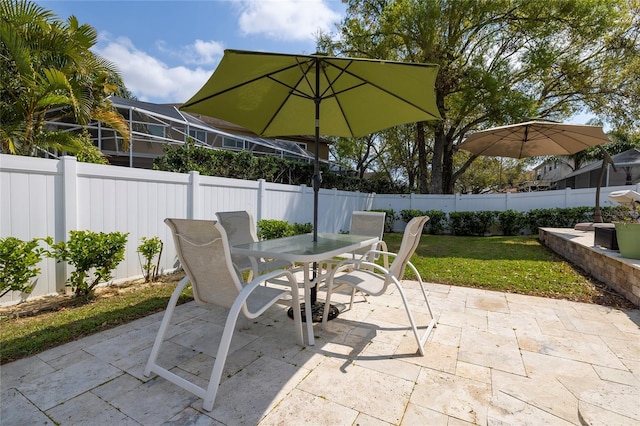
[565,187,571,207]
[59,156,78,292]
[505,191,510,211]
[300,184,309,225]
[257,179,266,221]
[188,171,200,219]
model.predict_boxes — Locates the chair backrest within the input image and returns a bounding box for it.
[215,211,259,271]
[165,218,242,309]
[349,211,386,255]
[389,216,429,279]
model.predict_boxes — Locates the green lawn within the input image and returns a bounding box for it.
[385,234,612,301]
[0,234,629,364]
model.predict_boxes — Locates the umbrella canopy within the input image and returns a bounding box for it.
[181,49,441,139]
[458,121,610,159]
[180,49,441,241]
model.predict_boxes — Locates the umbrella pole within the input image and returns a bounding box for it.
[308,59,338,321]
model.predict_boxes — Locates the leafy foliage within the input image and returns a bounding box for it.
[153,139,409,193]
[0,237,48,297]
[256,220,296,240]
[449,211,496,236]
[328,0,639,193]
[292,222,313,235]
[0,0,129,156]
[256,219,314,240]
[497,210,525,236]
[49,231,128,296]
[137,237,163,282]
[370,209,398,232]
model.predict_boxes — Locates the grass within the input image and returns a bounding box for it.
[385,234,618,302]
[0,234,630,364]
[0,275,192,364]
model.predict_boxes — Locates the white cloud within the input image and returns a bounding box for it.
[236,0,341,41]
[94,36,214,103]
[156,39,225,65]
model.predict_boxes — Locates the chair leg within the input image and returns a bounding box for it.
[144,277,189,377]
[394,263,437,356]
[321,278,336,328]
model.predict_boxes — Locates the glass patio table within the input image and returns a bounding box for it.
[232,232,379,345]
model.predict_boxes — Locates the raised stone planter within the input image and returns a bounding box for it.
[539,227,640,307]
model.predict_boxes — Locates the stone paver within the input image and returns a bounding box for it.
[1,282,638,425]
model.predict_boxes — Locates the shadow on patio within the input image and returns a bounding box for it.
[2,280,639,425]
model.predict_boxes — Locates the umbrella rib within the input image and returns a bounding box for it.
[182,61,315,108]
[258,63,315,134]
[323,60,440,118]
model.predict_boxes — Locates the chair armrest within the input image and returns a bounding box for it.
[327,258,392,281]
[248,269,298,289]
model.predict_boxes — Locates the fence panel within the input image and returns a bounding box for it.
[1,153,638,306]
[1,156,60,303]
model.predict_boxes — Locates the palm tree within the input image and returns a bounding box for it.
[0,0,129,157]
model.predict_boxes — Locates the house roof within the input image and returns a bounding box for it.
[564,148,640,178]
[107,96,320,161]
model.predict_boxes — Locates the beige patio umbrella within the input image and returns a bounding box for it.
[459,120,612,224]
[458,121,610,158]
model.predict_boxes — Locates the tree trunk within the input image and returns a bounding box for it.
[430,122,446,194]
[417,122,428,193]
[442,134,455,194]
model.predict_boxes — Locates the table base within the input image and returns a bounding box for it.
[287,303,339,323]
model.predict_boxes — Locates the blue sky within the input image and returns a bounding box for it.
[39,0,347,103]
[39,0,595,125]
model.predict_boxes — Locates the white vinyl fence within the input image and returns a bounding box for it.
[373,184,640,230]
[1,153,638,306]
[0,155,374,305]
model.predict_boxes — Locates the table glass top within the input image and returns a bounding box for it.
[232,233,378,261]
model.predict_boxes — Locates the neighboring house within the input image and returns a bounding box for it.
[46,96,330,169]
[555,148,640,189]
[519,159,574,191]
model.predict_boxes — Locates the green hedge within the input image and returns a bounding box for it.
[396,206,625,236]
[153,140,408,194]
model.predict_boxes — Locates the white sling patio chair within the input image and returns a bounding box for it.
[144,218,303,411]
[215,211,294,279]
[340,211,389,263]
[324,211,389,309]
[322,216,436,356]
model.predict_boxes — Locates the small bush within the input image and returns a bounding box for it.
[137,237,163,282]
[371,209,398,232]
[49,231,128,297]
[257,219,295,240]
[400,209,423,223]
[0,237,49,298]
[292,222,313,235]
[449,211,496,236]
[424,210,448,235]
[497,210,524,236]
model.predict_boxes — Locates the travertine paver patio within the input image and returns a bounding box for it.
[2,281,639,425]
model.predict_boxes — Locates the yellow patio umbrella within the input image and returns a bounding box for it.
[181,49,441,241]
[181,49,441,320]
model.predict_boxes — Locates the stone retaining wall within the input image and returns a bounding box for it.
[539,228,640,307]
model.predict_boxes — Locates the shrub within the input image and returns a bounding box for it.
[424,210,448,235]
[449,211,496,236]
[49,231,128,297]
[497,210,524,236]
[371,209,398,232]
[256,219,295,240]
[292,222,313,235]
[0,237,48,298]
[137,237,163,282]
